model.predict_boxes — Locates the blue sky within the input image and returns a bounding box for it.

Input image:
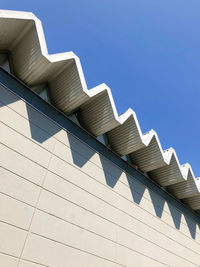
[1,1,200,176]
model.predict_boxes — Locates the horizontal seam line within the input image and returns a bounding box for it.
[1,139,200,250]
[0,187,199,264]
[0,126,198,244]
[0,140,199,251]
[1,97,197,229]
[0,99,198,231]
[30,232,167,267]
[1,169,200,259]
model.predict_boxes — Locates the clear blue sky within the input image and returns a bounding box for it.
[1,1,200,177]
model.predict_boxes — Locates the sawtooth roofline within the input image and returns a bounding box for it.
[0,9,200,210]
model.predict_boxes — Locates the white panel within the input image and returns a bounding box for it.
[0,122,52,168]
[0,221,27,257]
[0,193,34,229]
[0,167,40,206]
[22,233,120,267]
[0,144,46,186]
[0,253,18,267]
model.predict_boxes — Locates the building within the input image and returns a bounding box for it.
[0,9,200,267]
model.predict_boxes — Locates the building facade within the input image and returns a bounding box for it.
[0,10,200,267]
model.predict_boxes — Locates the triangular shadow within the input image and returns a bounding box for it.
[126,173,146,205]
[0,84,61,145]
[26,103,60,143]
[148,189,165,218]
[68,133,96,168]
[99,154,122,188]
[167,202,182,230]
[2,84,199,241]
[184,214,197,239]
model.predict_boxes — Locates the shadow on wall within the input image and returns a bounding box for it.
[0,83,60,143]
[148,189,165,218]
[0,84,199,240]
[185,214,197,239]
[99,155,123,188]
[67,134,96,168]
[26,104,60,143]
[167,202,182,230]
[67,130,199,240]
[126,174,146,205]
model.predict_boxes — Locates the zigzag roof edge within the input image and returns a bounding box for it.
[0,10,200,209]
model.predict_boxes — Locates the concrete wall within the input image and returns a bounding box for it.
[0,84,200,267]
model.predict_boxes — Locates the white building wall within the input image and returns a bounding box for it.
[0,84,200,267]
